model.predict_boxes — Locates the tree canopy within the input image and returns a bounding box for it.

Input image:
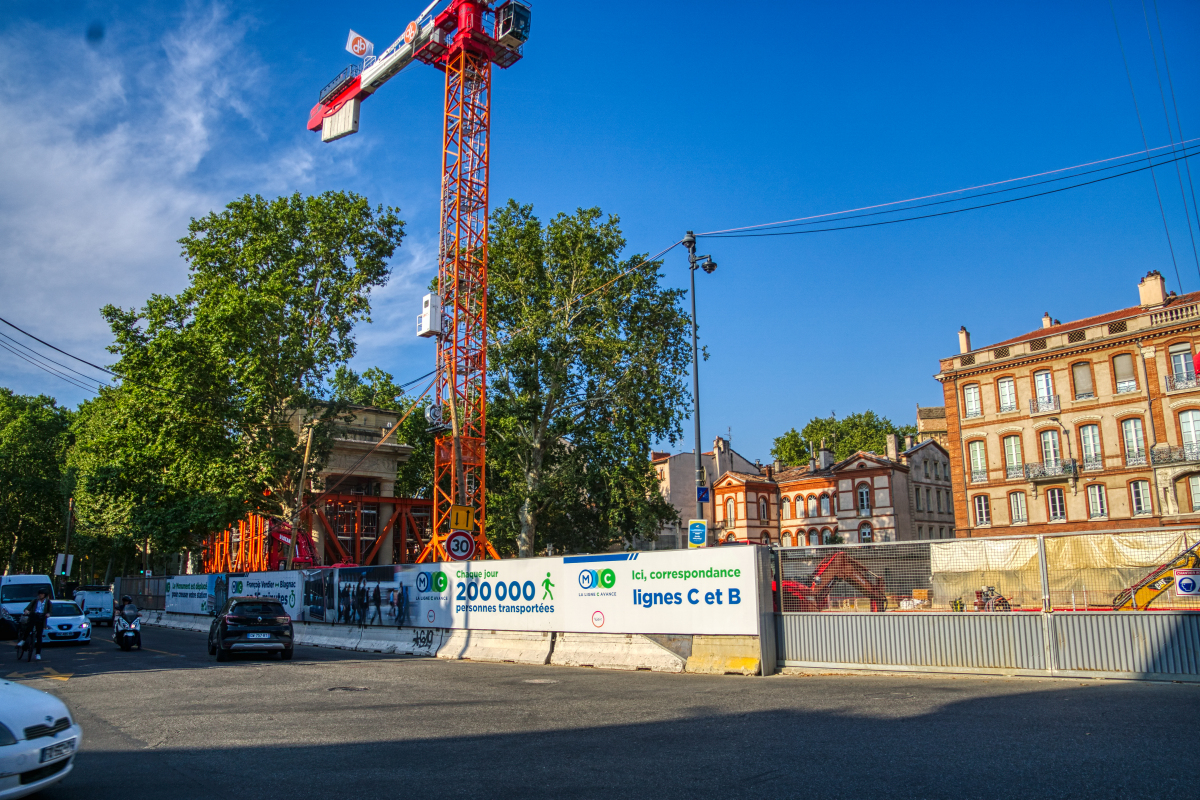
[1,390,72,573]
[771,411,917,465]
[485,201,691,556]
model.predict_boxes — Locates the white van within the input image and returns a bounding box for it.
[73,585,115,626]
[0,574,55,617]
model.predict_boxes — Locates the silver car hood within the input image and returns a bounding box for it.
[0,681,71,737]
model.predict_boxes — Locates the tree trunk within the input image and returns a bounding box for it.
[103,552,114,585]
[5,522,22,574]
[517,443,546,558]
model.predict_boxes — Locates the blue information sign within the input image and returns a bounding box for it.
[688,519,708,548]
[697,486,710,502]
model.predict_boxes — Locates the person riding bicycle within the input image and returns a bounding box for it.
[20,588,51,661]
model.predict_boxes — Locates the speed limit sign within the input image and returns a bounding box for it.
[446,530,476,561]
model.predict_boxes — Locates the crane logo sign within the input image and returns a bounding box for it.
[345,30,373,58]
[404,21,418,44]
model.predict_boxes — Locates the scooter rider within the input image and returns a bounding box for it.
[20,588,51,661]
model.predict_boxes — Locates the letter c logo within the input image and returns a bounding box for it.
[688,588,699,605]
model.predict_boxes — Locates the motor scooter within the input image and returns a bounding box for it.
[113,602,142,651]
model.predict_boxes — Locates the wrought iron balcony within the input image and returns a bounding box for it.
[1029,396,1059,414]
[1005,465,1024,479]
[970,469,988,483]
[1125,451,1148,467]
[1150,443,1200,466]
[1166,373,1199,392]
[1082,457,1104,472]
[964,408,983,419]
[998,402,1017,413]
[1024,459,1077,480]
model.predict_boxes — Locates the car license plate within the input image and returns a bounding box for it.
[40,737,76,763]
[246,632,270,639]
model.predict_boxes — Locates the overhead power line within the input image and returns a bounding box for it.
[1151,0,1200,265]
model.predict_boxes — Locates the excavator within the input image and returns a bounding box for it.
[1112,539,1200,610]
[779,551,888,612]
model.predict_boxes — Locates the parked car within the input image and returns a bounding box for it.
[0,576,54,618]
[208,597,294,661]
[39,602,91,647]
[0,679,82,798]
[72,585,114,627]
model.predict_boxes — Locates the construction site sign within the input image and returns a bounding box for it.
[1176,568,1200,595]
[449,504,474,532]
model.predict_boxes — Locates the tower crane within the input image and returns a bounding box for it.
[307,0,532,563]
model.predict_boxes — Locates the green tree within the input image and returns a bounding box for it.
[487,201,691,557]
[329,366,436,498]
[0,390,72,573]
[77,191,405,555]
[771,411,917,465]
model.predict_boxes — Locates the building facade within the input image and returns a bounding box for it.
[651,436,758,548]
[938,271,1200,536]
[903,438,956,539]
[714,443,917,545]
[916,405,949,447]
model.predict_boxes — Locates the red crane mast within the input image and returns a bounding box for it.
[308,0,531,563]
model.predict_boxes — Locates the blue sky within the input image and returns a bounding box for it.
[2,0,1199,462]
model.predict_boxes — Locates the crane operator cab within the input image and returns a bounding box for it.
[494,1,531,49]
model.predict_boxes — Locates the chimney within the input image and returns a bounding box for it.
[905,434,914,450]
[958,326,971,354]
[886,433,898,462]
[1139,270,1166,308]
[773,459,783,474]
[818,440,835,470]
[765,465,774,480]
[1041,312,1053,329]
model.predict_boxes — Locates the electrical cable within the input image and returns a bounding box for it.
[0,330,114,388]
[0,340,105,394]
[0,316,120,377]
[1151,0,1200,274]
[697,136,1200,237]
[1109,0,1182,292]
[698,149,1197,238]
[1141,0,1200,274]
[701,143,1199,236]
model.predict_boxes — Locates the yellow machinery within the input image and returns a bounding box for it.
[1112,540,1200,610]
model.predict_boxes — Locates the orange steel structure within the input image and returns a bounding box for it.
[304,494,433,565]
[203,514,270,573]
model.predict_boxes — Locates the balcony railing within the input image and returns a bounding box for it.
[964,408,983,419]
[1005,465,1024,479]
[1025,459,1077,480]
[998,401,1017,413]
[1029,395,1059,414]
[1082,456,1103,472]
[1150,443,1200,466]
[1166,373,1199,392]
[970,469,988,483]
[1125,450,1148,467]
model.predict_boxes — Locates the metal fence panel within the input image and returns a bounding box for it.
[1051,612,1200,678]
[776,612,1047,672]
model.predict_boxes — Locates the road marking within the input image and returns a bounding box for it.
[143,648,184,657]
[6,666,74,681]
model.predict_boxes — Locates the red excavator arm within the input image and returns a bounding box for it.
[781,551,888,612]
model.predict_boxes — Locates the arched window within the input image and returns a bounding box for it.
[781,497,791,519]
[819,494,831,516]
[859,522,873,543]
[781,531,793,546]
[808,529,819,546]
[758,497,768,520]
[725,498,735,524]
[821,528,834,544]
[725,533,736,543]
[807,495,818,516]
[856,484,871,514]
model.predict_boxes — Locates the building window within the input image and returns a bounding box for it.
[1113,353,1138,394]
[997,377,1017,412]
[807,496,817,517]
[1040,429,1061,465]
[808,529,819,546]
[758,497,768,520]
[1047,487,1067,521]
[1003,435,1023,478]
[1130,480,1152,516]
[924,461,930,478]
[964,384,982,418]
[1087,484,1107,519]
[917,525,924,539]
[781,531,793,547]
[1121,418,1146,465]
[1072,362,1095,400]
[968,440,987,482]
[973,495,991,525]
[859,523,873,543]
[819,494,831,516]
[725,533,736,543]
[1009,491,1027,523]
[821,528,834,544]
[1190,476,1200,512]
[781,498,790,520]
[1034,370,1054,403]
[915,489,923,511]
[1169,342,1195,389]
[935,489,941,512]
[1080,425,1102,471]
[1180,411,1200,460]
[725,498,735,523]
[857,484,871,514]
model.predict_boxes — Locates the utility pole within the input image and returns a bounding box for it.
[681,231,717,522]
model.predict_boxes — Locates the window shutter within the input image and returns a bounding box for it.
[1114,354,1136,383]
[1072,363,1094,397]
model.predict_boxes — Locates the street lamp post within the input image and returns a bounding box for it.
[681,231,717,525]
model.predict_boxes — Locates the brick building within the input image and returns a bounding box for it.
[937,271,1200,536]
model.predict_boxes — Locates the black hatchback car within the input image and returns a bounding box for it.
[208,596,294,661]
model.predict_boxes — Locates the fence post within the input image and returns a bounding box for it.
[1037,535,1050,612]
[1037,534,1056,675]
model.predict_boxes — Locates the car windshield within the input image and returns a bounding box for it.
[230,602,286,616]
[51,602,82,616]
[1,583,54,602]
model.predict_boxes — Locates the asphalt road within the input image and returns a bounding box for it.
[8,626,1197,799]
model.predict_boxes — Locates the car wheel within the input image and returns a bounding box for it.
[216,646,229,662]
[280,648,293,661]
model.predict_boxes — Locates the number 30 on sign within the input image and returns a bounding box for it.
[446,530,476,561]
